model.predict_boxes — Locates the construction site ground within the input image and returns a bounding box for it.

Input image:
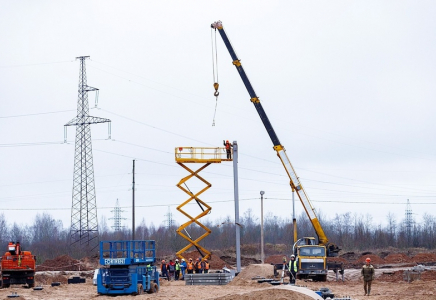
[1,250,436,299]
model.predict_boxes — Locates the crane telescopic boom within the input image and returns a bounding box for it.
[211,20,338,255]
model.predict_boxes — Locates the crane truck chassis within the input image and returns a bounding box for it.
[0,242,36,288]
[211,20,343,281]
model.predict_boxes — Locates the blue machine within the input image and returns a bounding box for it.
[97,240,160,295]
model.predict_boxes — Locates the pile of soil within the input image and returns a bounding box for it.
[355,254,385,265]
[412,252,436,263]
[35,273,69,284]
[36,255,93,271]
[265,254,289,264]
[340,251,359,261]
[327,257,347,264]
[384,253,411,264]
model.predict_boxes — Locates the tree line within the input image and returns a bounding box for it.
[0,209,435,264]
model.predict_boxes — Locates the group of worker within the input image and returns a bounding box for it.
[160,257,210,281]
[186,257,210,274]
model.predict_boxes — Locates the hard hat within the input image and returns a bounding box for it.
[290,255,295,258]
[182,259,185,261]
[175,259,179,262]
[366,257,371,262]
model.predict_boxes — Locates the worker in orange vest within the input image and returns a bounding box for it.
[223,140,232,159]
[160,260,170,281]
[195,258,203,274]
[203,258,210,273]
[187,258,194,274]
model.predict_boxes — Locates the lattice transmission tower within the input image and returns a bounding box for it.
[165,206,174,229]
[405,199,413,245]
[110,199,126,231]
[65,56,111,250]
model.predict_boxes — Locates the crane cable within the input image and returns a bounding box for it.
[211,27,219,126]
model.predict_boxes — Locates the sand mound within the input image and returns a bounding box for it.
[229,264,275,286]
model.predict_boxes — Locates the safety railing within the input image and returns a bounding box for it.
[175,147,232,163]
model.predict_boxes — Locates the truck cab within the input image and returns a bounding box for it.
[293,238,327,282]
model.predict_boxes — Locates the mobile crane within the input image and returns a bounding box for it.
[211,21,343,281]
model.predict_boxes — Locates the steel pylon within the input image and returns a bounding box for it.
[65,56,111,251]
[174,147,232,261]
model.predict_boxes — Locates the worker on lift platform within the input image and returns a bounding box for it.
[223,140,232,159]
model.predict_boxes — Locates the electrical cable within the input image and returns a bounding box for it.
[0,109,75,119]
[1,197,433,212]
[0,60,74,68]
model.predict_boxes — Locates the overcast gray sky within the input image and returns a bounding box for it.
[1,1,435,233]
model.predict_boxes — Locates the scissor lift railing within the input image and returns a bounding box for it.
[175,147,232,261]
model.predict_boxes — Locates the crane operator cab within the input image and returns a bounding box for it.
[8,242,16,255]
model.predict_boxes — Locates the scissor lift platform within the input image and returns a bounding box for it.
[175,147,232,163]
[175,147,232,261]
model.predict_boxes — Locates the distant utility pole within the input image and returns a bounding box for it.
[110,199,126,231]
[65,56,111,251]
[405,199,413,245]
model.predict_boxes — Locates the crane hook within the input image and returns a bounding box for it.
[213,82,219,97]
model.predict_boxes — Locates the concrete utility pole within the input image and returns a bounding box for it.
[232,141,241,273]
[132,159,135,240]
[260,190,265,264]
[293,188,297,243]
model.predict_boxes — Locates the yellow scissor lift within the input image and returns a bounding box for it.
[175,146,232,261]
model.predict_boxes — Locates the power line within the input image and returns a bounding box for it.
[100,108,212,146]
[0,141,65,147]
[1,197,434,212]
[0,109,75,119]
[2,137,435,198]
[0,60,74,68]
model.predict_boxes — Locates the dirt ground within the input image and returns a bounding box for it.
[2,249,436,299]
[0,264,435,299]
